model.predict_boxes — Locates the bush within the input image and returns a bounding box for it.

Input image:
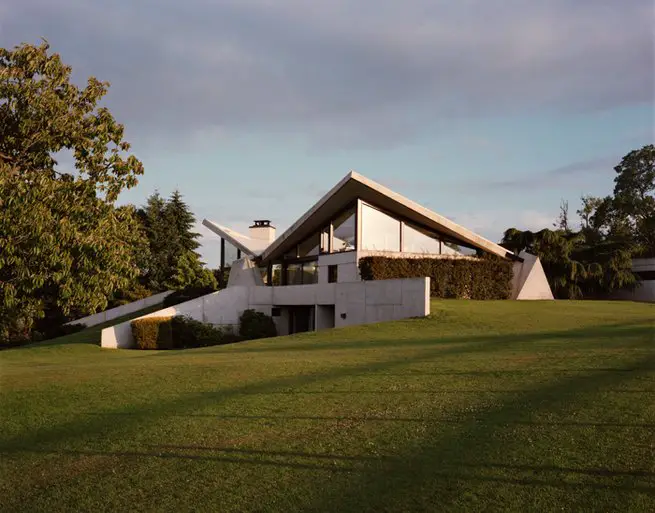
[131,317,174,350]
[163,286,216,308]
[239,309,277,340]
[170,315,234,348]
[358,256,513,299]
[107,283,153,308]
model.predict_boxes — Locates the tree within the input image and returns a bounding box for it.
[0,41,144,343]
[138,192,170,291]
[553,199,570,231]
[137,190,216,292]
[164,190,200,254]
[611,145,655,255]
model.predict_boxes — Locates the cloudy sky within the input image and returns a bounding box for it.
[2,0,653,266]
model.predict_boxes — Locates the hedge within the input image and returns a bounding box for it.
[131,311,277,350]
[358,256,513,299]
[131,317,174,350]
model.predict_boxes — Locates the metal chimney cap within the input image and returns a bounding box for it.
[250,220,274,228]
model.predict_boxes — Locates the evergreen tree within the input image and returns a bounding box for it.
[165,190,200,253]
[137,190,216,291]
[138,192,170,291]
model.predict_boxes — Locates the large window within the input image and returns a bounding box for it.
[221,239,240,269]
[361,204,401,252]
[402,223,441,254]
[285,261,318,285]
[298,232,320,257]
[332,206,356,253]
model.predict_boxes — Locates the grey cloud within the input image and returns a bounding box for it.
[465,155,620,191]
[1,0,652,148]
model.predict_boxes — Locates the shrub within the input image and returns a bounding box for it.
[107,283,153,308]
[131,317,174,350]
[163,286,216,308]
[170,315,230,348]
[239,309,277,340]
[358,256,513,299]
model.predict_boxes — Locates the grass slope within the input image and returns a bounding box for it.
[0,300,653,512]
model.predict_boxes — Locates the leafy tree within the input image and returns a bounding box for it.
[611,145,655,254]
[501,146,654,299]
[0,42,144,343]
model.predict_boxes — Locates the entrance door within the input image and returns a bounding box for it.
[288,306,315,334]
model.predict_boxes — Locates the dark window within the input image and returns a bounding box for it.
[285,261,318,285]
[328,265,338,283]
[271,307,281,317]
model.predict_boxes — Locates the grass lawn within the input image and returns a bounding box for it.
[0,300,653,512]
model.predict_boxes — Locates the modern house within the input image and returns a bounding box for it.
[101,171,553,348]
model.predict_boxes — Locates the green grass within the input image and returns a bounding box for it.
[1,300,653,512]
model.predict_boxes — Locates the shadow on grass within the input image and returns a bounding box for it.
[299,352,655,511]
[1,321,653,457]
[148,319,655,356]
[2,320,654,511]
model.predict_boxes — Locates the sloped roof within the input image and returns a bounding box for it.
[259,171,518,263]
[202,219,271,257]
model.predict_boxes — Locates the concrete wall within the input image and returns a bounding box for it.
[510,251,554,300]
[608,257,655,302]
[317,252,359,283]
[101,287,249,349]
[66,290,174,328]
[101,278,430,349]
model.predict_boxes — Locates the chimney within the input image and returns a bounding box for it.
[249,220,276,243]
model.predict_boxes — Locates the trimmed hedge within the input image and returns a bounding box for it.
[358,256,513,299]
[131,317,174,350]
[131,315,244,350]
[239,310,277,340]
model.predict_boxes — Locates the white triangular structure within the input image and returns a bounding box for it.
[227,258,264,288]
[511,251,554,300]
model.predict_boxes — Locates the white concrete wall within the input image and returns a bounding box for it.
[334,278,430,328]
[101,278,430,349]
[101,287,249,349]
[317,252,359,283]
[66,290,174,328]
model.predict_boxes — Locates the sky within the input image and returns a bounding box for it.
[2,0,653,267]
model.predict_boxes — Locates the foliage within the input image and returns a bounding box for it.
[359,256,513,299]
[130,317,174,350]
[0,41,144,344]
[170,315,240,348]
[107,282,153,308]
[164,251,217,291]
[239,309,278,340]
[138,190,216,291]
[501,145,654,298]
[162,286,217,308]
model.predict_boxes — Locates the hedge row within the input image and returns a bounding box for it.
[358,256,513,299]
[130,309,277,350]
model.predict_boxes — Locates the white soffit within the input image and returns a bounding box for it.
[202,219,270,257]
[260,171,517,262]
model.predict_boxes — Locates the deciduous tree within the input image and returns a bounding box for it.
[0,41,144,343]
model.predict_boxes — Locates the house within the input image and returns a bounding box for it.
[101,171,553,348]
[200,171,553,334]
